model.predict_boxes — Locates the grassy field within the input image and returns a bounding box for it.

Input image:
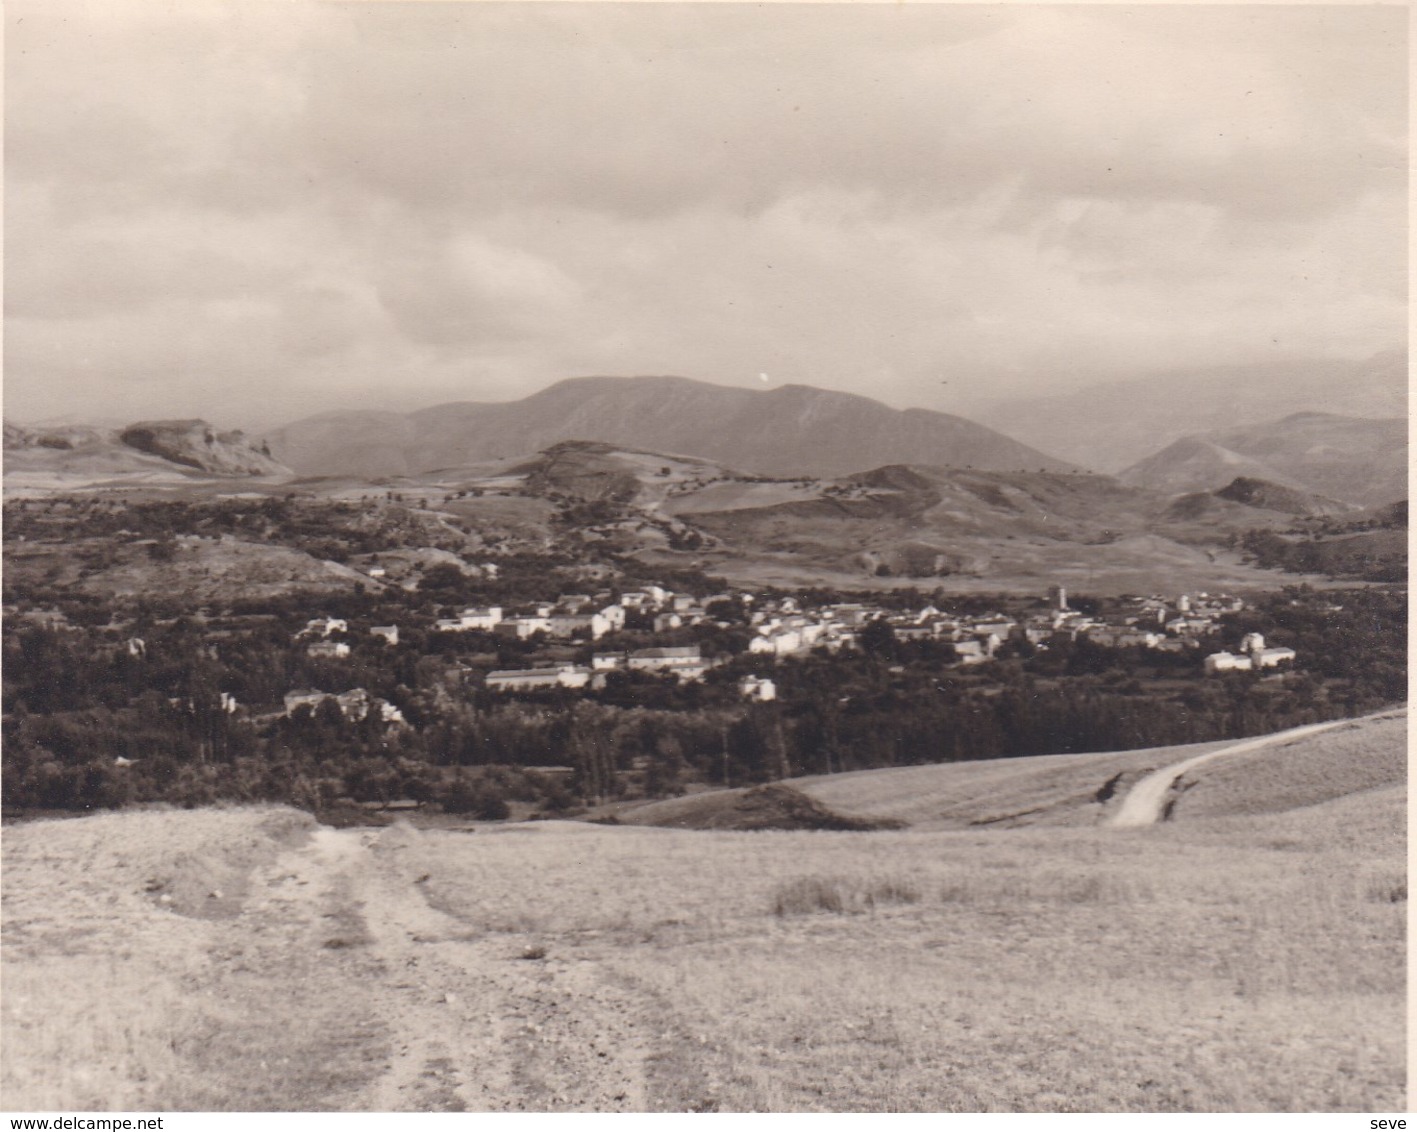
[1,714,1405,1112]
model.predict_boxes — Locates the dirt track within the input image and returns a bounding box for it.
[232,824,656,1111]
[1107,709,1405,828]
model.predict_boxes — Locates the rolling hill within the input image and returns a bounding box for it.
[613,710,1406,832]
[411,440,1345,592]
[1118,412,1406,508]
[265,375,1077,480]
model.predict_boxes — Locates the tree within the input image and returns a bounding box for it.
[859,618,899,660]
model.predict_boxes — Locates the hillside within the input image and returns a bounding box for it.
[4,781,1403,1111]
[615,711,1406,833]
[1118,412,1406,508]
[265,375,1076,480]
[5,418,291,482]
[659,460,1317,588]
[350,440,1352,592]
[975,349,1407,473]
[4,533,374,603]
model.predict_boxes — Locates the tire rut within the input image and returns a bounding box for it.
[253,825,656,1111]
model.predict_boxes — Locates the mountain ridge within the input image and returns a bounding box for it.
[266,374,1078,480]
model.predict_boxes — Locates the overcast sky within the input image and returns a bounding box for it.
[5,1,1407,429]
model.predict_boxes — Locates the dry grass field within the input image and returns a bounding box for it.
[2,714,1404,1112]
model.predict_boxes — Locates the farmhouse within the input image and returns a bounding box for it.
[307,640,350,659]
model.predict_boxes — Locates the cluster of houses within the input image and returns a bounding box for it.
[731,586,1255,667]
[265,582,1295,720]
[1011,587,1248,657]
[430,585,720,641]
[295,582,1290,698]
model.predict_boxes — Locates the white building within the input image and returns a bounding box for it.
[457,606,503,630]
[749,628,804,656]
[485,665,591,692]
[1204,651,1252,674]
[495,616,552,639]
[739,676,777,702]
[627,646,713,680]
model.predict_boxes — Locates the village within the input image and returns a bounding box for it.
[275,582,1295,722]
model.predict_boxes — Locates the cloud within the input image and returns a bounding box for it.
[4,2,1405,426]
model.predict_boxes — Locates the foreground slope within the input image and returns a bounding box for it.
[5,714,1402,1112]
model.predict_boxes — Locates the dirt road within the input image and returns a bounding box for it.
[228,823,659,1111]
[1107,711,1403,828]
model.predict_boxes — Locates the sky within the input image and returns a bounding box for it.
[4,1,1407,430]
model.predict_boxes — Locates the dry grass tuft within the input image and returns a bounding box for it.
[1364,871,1407,905]
[771,875,922,917]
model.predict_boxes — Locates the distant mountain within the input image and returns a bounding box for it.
[974,350,1406,473]
[265,375,1076,479]
[1118,412,1406,508]
[5,418,290,479]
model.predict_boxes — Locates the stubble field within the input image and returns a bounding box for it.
[1,715,1405,1112]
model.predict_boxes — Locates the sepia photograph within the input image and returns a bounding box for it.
[1,0,1407,1116]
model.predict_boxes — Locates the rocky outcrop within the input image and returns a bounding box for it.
[118,420,289,477]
